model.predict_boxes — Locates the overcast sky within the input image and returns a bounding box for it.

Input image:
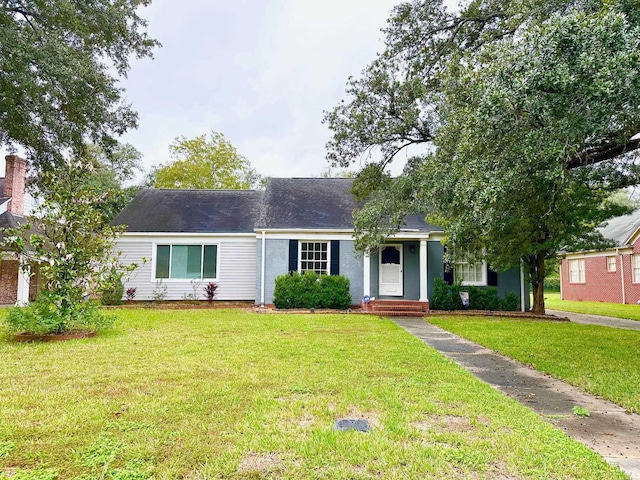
[117,0,404,180]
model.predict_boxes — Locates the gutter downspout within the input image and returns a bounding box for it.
[260,230,266,307]
[520,259,526,312]
[618,248,626,305]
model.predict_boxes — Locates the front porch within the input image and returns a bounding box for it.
[363,239,437,305]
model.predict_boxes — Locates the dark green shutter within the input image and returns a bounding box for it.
[289,240,298,273]
[330,240,340,275]
[487,266,498,286]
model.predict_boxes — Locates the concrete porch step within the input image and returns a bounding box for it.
[362,299,428,317]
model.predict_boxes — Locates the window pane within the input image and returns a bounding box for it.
[203,245,217,278]
[171,245,202,279]
[156,245,170,278]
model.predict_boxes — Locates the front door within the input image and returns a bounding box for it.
[379,244,403,296]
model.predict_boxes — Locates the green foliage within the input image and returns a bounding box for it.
[153,131,262,189]
[1,160,135,333]
[99,267,125,306]
[573,406,591,417]
[0,0,158,168]
[430,278,519,312]
[273,272,352,309]
[544,276,561,292]
[326,0,640,314]
[4,292,115,335]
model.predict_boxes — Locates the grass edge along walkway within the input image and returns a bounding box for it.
[544,292,640,321]
[0,309,627,479]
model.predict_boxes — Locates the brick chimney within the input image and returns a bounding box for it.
[4,155,27,216]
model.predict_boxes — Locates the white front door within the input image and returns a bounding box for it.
[379,244,403,296]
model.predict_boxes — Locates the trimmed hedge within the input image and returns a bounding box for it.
[273,271,352,309]
[430,278,519,311]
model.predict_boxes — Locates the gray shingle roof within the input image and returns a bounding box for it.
[256,178,442,232]
[111,189,264,233]
[598,209,640,246]
[112,179,443,234]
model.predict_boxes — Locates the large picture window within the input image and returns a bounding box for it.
[299,241,329,274]
[155,244,218,279]
[568,258,585,283]
[454,250,486,285]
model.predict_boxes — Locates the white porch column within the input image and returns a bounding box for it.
[16,262,30,306]
[419,240,428,302]
[363,251,371,297]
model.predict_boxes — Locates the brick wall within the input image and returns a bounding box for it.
[0,259,19,304]
[561,239,640,304]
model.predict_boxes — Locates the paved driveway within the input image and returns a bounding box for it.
[547,309,640,331]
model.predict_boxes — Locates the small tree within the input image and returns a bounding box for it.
[2,159,135,333]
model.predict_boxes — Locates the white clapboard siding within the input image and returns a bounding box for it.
[115,236,256,301]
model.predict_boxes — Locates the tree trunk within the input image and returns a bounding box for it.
[528,253,546,315]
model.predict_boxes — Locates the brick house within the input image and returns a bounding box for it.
[560,209,640,303]
[0,155,39,304]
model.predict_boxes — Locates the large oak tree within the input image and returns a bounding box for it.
[0,0,158,169]
[325,0,640,313]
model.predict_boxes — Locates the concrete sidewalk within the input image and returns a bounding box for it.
[547,309,640,331]
[393,317,640,479]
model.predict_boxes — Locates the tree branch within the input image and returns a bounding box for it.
[567,137,640,169]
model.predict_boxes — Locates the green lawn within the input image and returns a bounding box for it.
[0,309,626,479]
[430,315,640,414]
[544,291,640,321]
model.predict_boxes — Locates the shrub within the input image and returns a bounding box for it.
[431,278,461,310]
[273,271,351,309]
[318,275,352,309]
[430,277,519,311]
[125,287,137,302]
[544,275,560,292]
[4,292,115,335]
[204,282,218,302]
[99,267,125,306]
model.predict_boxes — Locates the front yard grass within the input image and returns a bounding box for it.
[0,309,626,479]
[544,291,640,321]
[430,315,640,414]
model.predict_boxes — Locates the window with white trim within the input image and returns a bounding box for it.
[454,250,486,286]
[568,258,585,283]
[299,241,329,274]
[606,256,617,273]
[155,244,218,280]
[633,255,640,283]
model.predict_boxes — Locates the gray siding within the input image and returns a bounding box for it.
[261,239,290,305]
[116,237,256,301]
[259,238,362,306]
[427,240,445,297]
[339,240,363,305]
[403,241,420,300]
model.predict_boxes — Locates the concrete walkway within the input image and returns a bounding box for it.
[547,309,640,331]
[393,317,640,479]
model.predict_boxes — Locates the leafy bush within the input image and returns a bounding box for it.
[204,282,218,302]
[125,287,137,302]
[430,278,519,311]
[4,292,116,335]
[544,275,560,292]
[273,271,351,309]
[99,267,125,305]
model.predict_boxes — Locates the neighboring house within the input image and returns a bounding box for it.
[0,155,40,305]
[111,178,529,310]
[560,209,640,304]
